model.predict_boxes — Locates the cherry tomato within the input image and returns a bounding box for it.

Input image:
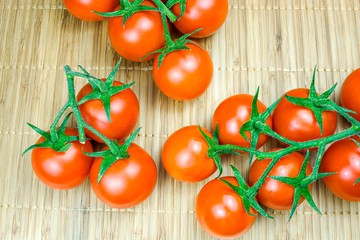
[77,80,139,143]
[63,0,118,22]
[90,143,157,208]
[320,137,360,201]
[196,177,257,239]
[172,0,229,38]
[272,88,337,143]
[31,128,94,189]
[340,68,360,122]
[161,126,216,182]
[108,2,165,62]
[248,149,313,210]
[153,42,213,100]
[212,94,272,149]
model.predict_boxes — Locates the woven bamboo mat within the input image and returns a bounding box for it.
[1,0,360,239]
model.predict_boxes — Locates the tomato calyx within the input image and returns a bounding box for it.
[146,14,204,68]
[69,60,135,122]
[220,165,272,219]
[166,0,186,18]
[85,128,141,182]
[198,125,243,177]
[269,150,333,220]
[94,0,177,24]
[284,67,339,134]
[23,113,78,154]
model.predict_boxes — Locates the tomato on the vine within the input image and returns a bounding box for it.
[63,0,118,22]
[196,177,257,239]
[77,80,139,143]
[152,42,213,100]
[90,142,157,208]
[171,0,229,38]
[108,2,165,62]
[248,149,312,210]
[340,68,360,122]
[212,94,272,149]
[31,128,94,189]
[161,126,216,182]
[320,137,360,201]
[272,88,337,143]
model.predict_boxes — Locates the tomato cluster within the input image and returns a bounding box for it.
[161,69,360,238]
[63,0,229,100]
[25,64,157,209]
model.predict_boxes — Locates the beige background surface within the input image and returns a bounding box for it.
[1,0,360,239]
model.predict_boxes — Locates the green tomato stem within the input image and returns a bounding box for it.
[49,101,71,142]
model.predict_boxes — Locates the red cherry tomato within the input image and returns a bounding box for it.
[196,177,257,239]
[153,43,213,100]
[77,80,139,143]
[272,88,337,143]
[340,68,360,122]
[212,94,272,149]
[31,128,94,189]
[320,137,360,201]
[248,149,313,210]
[172,0,229,38]
[161,126,216,182]
[63,0,118,22]
[107,2,165,62]
[90,143,157,208]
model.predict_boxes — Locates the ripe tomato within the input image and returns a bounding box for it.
[320,137,360,201]
[272,88,337,143]
[340,69,360,122]
[31,128,94,189]
[161,126,216,182]
[77,80,139,143]
[172,0,229,38]
[63,0,118,22]
[153,43,213,100]
[248,149,313,210]
[196,177,257,239]
[212,94,272,149]
[108,2,165,62]
[90,143,157,208]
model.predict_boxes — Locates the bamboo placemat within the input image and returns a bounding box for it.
[1,0,360,239]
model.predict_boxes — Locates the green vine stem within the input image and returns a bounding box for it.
[94,0,177,24]
[145,13,203,67]
[198,69,360,219]
[166,0,187,18]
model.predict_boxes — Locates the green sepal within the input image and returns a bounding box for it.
[284,66,338,135]
[22,113,78,155]
[75,59,135,122]
[166,0,187,18]
[220,165,273,219]
[96,128,141,182]
[93,0,161,26]
[355,178,360,185]
[145,13,204,68]
[269,151,324,221]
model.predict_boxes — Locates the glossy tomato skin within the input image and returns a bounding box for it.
[212,94,272,149]
[320,137,360,201]
[248,149,312,210]
[90,143,157,208]
[63,0,118,22]
[153,43,213,100]
[108,2,165,62]
[196,177,257,239]
[340,69,360,122]
[31,128,94,189]
[161,126,216,182]
[172,0,229,38]
[272,88,337,143]
[77,80,139,143]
